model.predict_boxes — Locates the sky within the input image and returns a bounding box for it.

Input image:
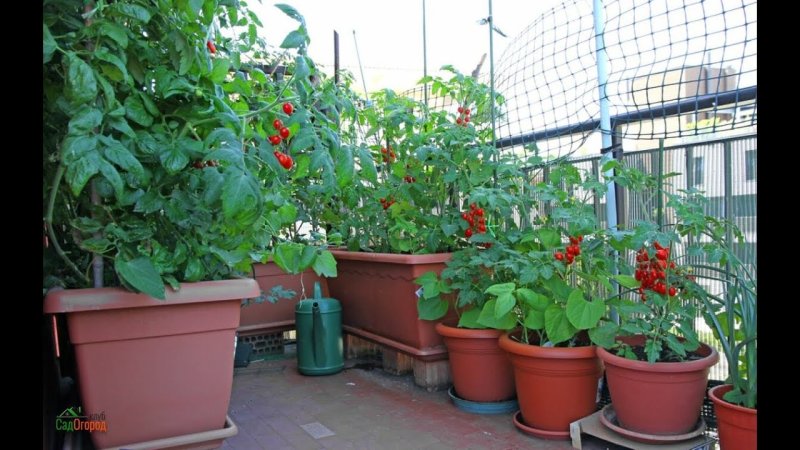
[247,0,756,158]
[250,0,565,94]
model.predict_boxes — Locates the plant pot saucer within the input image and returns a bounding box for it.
[512,410,570,440]
[447,387,518,414]
[104,415,238,450]
[599,405,706,444]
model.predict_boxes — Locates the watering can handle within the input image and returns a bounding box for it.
[312,303,325,367]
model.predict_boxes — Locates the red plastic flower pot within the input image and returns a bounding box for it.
[436,322,514,403]
[44,279,258,449]
[327,251,455,360]
[498,332,602,440]
[596,335,719,436]
[709,384,757,450]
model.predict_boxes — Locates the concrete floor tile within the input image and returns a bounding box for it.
[229,358,579,450]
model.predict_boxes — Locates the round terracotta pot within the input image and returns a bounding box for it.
[436,322,514,402]
[498,332,602,439]
[709,384,757,450]
[596,335,719,436]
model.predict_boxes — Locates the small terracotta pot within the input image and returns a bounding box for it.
[498,332,602,439]
[709,384,757,450]
[436,322,514,402]
[596,335,719,436]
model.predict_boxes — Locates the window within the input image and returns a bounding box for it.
[745,150,757,181]
[693,156,704,186]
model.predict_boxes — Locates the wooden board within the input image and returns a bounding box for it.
[570,410,717,450]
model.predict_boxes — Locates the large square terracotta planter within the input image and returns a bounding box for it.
[239,263,330,337]
[43,279,259,449]
[327,250,454,360]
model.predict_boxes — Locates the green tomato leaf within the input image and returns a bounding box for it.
[43,24,57,63]
[124,95,153,127]
[62,135,98,165]
[98,22,128,49]
[477,299,517,330]
[65,150,101,196]
[221,170,262,226]
[524,309,545,330]
[613,274,640,289]
[589,322,618,348]
[98,158,124,199]
[66,54,98,105]
[104,140,144,180]
[417,296,448,321]
[67,107,103,135]
[201,168,224,205]
[273,243,303,274]
[134,190,164,214]
[289,127,316,152]
[311,250,337,277]
[538,228,561,249]
[160,145,189,173]
[113,3,152,22]
[294,54,310,81]
[458,308,483,329]
[79,237,113,254]
[494,292,515,319]
[544,305,577,345]
[356,146,378,184]
[334,146,355,187]
[210,58,230,83]
[95,48,129,83]
[275,3,306,25]
[291,153,311,180]
[116,257,165,300]
[280,29,307,49]
[109,117,137,138]
[183,259,204,282]
[485,282,515,297]
[543,276,572,301]
[277,203,298,225]
[566,289,605,330]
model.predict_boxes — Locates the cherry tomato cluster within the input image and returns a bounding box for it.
[271,151,291,169]
[380,196,396,210]
[380,146,396,163]
[269,103,295,170]
[455,105,471,127]
[461,203,486,238]
[554,235,583,265]
[403,175,415,183]
[192,159,219,169]
[634,241,679,300]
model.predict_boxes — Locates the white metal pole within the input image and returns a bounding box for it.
[593,0,617,232]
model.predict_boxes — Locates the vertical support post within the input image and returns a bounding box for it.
[593,0,618,322]
[611,124,625,228]
[723,140,734,302]
[685,145,694,248]
[353,31,369,99]
[334,31,340,86]
[422,0,429,107]
[488,0,497,154]
[593,0,617,233]
[657,139,664,229]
